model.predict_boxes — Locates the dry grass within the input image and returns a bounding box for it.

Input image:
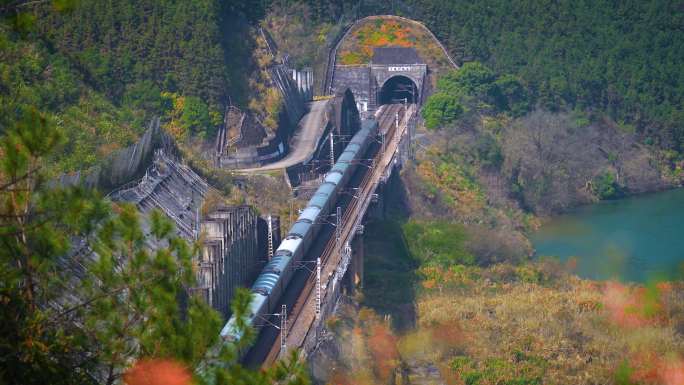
[321,264,684,385]
[415,271,684,385]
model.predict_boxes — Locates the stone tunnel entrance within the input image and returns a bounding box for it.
[379,75,419,105]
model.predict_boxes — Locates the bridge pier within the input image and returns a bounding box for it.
[351,234,364,288]
[369,183,386,220]
[342,234,364,296]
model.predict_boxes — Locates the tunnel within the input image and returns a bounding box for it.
[379,75,418,105]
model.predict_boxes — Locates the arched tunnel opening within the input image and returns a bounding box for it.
[379,75,418,105]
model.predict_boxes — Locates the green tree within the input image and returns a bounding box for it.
[438,63,496,96]
[182,96,211,136]
[83,205,223,384]
[421,92,464,130]
[492,74,530,117]
[402,220,474,267]
[0,107,104,384]
[123,80,171,117]
[475,133,503,169]
[592,171,622,200]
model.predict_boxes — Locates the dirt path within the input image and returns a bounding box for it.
[239,100,328,172]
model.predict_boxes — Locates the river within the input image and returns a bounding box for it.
[531,188,684,283]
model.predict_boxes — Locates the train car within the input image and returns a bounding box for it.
[295,205,322,243]
[288,220,313,256]
[260,254,290,308]
[329,162,352,190]
[220,118,380,349]
[336,149,357,166]
[268,237,303,300]
[314,182,339,216]
[350,119,378,157]
[220,291,268,342]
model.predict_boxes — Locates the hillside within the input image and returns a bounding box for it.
[35,0,229,110]
[1,2,224,174]
[403,0,684,148]
[0,24,145,173]
[5,0,682,174]
[336,16,454,77]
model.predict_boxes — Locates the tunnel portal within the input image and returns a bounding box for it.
[379,75,419,105]
[332,47,426,111]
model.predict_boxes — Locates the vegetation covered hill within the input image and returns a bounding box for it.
[404,0,684,148]
[266,0,683,154]
[1,0,292,175]
[0,23,145,172]
[35,0,229,109]
[1,1,234,173]
[336,16,454,76]
[416,61,671,217]
[6,0,682,175]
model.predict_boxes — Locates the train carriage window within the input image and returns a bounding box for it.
[263,266,282,275]
[252,288,269,296]
[274,250,293,257]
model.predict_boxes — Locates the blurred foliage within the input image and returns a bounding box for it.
[325,259,684,385]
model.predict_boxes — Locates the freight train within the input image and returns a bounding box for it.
[219,118,379,345]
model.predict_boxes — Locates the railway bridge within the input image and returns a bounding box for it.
[231,19,439,367]
[242,102,416,366]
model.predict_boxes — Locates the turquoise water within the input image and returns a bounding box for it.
[531,188,684,282]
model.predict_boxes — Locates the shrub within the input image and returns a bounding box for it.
[492,74,530,116]
[438,63,496,96]
[463,371,484,385]
[450,356,473,371]
[592,171,622,200]
[475,133,503,169]
[421,92,464,130]
[402,220,474,267]
[181,96,210,136]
